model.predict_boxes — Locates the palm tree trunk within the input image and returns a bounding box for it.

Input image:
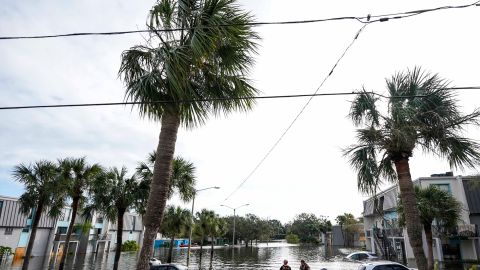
[394,158,427,270]
[199,237,204,264]
[136,113,181,270]
[58,196,80,270]
[210,236,214,264]
[113,210,125,270]
[424,224,434,270]
[167,236,175,263]
[22,202,44,270]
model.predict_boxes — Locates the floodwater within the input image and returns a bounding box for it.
[1,242,471,270]
[1,243,362,270]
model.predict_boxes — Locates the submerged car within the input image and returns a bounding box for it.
[346,251,379,261]
[357,261,417,270]
[150,263,188,270]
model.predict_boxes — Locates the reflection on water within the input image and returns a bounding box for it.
[0,243,360,270]
[0,243,473,270]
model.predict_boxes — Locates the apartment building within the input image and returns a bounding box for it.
[363,172,480,264]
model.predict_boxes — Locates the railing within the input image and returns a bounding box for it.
[432,224,478,238]
[54,234,81,242]
[91,234,111,241]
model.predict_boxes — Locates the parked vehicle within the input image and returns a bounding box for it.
[149,258,162,266]
[346,251,379,261]
[357,261,417,270]
[150,263,188,270]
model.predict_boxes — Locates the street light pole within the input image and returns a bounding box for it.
[186,186,220,267]
[220,203,249,247]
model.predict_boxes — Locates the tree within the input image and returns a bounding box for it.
[398,185,462,270]
[136,151,196,202]
[90,167,148,270]
[118,0,259,267]
[160,206,191,263]
[57,158,102,270]
[345,67,480,270]
[204,212,226,264]
[13,161,66,270]
[289,213,323,243]
[195,209,216,262]
[335,213,357,247]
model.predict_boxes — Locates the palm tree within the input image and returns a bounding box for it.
[345,67,480,270]
[335,213,354,247]
[205,214,226,265]
[398,185,462,270]
[136,151,196,203]
[57,157,102,270]
[160,206,191,263]
[89,167,148,270]
[118,0,259,267]
[195,209,215,262]
[13,161,66,270]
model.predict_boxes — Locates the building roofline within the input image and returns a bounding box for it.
[0,195,19,201]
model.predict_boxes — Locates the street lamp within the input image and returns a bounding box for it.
[220,203,249,247]
[186,186,220,267]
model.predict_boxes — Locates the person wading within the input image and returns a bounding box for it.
[280,259,292,270]
[300,260,311,270]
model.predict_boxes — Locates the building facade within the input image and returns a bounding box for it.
[363,173,480,264]
[0,194,143,266]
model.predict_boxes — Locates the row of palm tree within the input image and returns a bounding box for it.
[13,153,198,270]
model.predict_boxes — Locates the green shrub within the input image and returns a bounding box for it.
[121,240,139,252]
[0,246,13,256]
[286,233,300,244]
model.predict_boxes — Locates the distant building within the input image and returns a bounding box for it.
[331,224,365,247]
[362,173,480,264]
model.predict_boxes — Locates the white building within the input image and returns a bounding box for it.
[363,172,480,265]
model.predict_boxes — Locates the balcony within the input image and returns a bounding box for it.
[433,224,478,238]
[54,234,81,242]
[91,234,111,241]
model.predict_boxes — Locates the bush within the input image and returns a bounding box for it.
[286,233,300,244]
[121,240,139,252]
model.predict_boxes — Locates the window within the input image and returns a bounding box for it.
[96,217,104,224]
[432,184,451,194]
[5,227,13,235]
[56,227,67,234]
[22,228,29,233]
[358,253,369,260]
[0,201,3,219]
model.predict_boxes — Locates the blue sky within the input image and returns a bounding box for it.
[1,0,480,222]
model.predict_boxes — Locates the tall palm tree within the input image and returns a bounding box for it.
[398,185,462,270]
[335,213,355,247]
[160,206,191,263]
[205,213,226,265]
[136,151,196,203]
[13,161,66,270]
[89,167,148,270]
[57,157,102,270]
[345,67,480,270]
[118,0,259,268]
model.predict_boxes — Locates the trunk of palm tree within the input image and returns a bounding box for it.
[22,202,44,270]
[58,196,80,270]
[137,113,181,270]
[210,236,214,263]
[167,236,175,263]
[113,209,125,270]
[340,225,345,247]
[199,237,204,264]
[424,224,434,270]
[394,158,427,270]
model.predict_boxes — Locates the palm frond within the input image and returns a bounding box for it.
[348,90,380,127]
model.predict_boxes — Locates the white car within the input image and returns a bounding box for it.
[149,258,162,266]
[357,261,417,270]
[150,263,188,270]
[346,251,379,261]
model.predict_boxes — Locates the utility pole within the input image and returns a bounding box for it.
[220,203,249,246]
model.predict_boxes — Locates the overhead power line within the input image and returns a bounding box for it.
[0,1,478,40]
[221,24,369,202]
[1,87,479,111]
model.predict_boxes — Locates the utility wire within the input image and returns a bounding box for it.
[221,24,369,203]
[0,1,478,40]
[2,87,479,111]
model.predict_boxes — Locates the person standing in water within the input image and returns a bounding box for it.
[300,260,311,270]
[280,259,292,270]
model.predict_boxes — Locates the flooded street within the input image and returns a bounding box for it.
[1,243,363,270]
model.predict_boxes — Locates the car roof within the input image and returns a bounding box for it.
[360,260,404,266]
